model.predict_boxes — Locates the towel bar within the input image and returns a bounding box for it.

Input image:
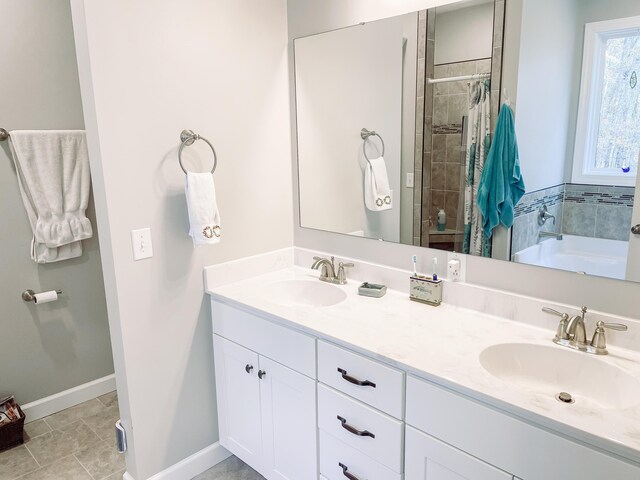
[178,130,217,174]
[361,128,385,164]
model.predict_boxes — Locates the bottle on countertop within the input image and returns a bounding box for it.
[437,209,446,232]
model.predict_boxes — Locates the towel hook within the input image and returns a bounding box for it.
[178,129,217,174]
[361,128,385,163]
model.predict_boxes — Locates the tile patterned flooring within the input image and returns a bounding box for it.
[0,392,124,480]
[193,456,265,480]
[1,391,265,480]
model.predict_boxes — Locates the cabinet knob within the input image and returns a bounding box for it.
[258,370,266,379]
[245,364,254,374]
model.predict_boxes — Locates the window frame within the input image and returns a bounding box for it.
[572,16,640,187]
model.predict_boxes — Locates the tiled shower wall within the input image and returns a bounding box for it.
[511,183,636,256]
[429,58,492,237]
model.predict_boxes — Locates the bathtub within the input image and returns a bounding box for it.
[512,235,629,280]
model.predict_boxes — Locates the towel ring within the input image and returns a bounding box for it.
[360,128,385,163]
[178,129,217,174]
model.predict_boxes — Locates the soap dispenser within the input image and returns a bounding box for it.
[437,209,446,231]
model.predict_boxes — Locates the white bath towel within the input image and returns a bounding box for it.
[185,172,221,246]
[9,130,93,263]
[364,156,393,211]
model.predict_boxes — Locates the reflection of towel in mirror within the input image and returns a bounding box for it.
[364,156,393,211]
[185,172,221,246]
[478,104,525,237]
[9,130,92,263]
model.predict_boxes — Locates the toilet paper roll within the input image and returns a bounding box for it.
[33,291,58,304]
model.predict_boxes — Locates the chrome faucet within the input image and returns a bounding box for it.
[543,306,628,355]
[311,256,353,285]
[539,231,563,241]
[538,205,556,226]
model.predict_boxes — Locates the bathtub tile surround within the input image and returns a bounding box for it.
[564,184,635,241]
[0,391,122,480]
[511,184,564,254]
[512,183,636,254]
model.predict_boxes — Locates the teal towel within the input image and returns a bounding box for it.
[477,104,525,238]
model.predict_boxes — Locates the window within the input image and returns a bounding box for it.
[573,16,640,186]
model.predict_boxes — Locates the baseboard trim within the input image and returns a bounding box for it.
[21,374,117,422]
[123,442,231,480]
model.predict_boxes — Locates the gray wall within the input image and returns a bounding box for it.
[0,0,113,404]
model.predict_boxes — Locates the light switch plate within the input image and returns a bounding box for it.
[131,228,153,261]
[406,172,414,188]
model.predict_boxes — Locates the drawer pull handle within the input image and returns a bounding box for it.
[339,462,361,480]
[337,368,376,388]
[245,364,254,374]
[258,370,267,379]
[337,415,375,438]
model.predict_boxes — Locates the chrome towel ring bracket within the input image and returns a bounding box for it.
[178,129,218,174]
[360,128,385,164]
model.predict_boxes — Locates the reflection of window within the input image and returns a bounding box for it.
[573,17,640,186]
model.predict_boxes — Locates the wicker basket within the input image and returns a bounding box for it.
[0,405,25,452]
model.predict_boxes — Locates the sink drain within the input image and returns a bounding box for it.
[556,392,575,404]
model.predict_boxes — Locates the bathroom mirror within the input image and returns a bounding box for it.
[293,0,640,283]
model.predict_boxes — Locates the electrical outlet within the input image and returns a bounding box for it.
[447,252,466,282]
[131,228,153,261]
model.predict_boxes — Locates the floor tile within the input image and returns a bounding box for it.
[75,440,125,480]
[25,420,101,466]
[43,400,104,430]
[23,421,51,443]
[102,468,126,480]
[14,455,92,480]
[192,455,265,480]
[82,406,120,442]
[0,445,39,480]
[97,392,118,409]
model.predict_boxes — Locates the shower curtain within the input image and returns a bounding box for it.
[462,80,491,257]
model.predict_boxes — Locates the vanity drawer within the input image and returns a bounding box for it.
[211,300,315,378]
[318,340,404,418]
[406,375,640,480]
[318,383,404,473]
[319,431,401,480]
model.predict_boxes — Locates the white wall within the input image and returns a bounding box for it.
[434,2,495,64]
[71,1,293,478]
[289,0,640,319]
[296,17,405,241]
[512,0,578,192]
[0,0,112,405]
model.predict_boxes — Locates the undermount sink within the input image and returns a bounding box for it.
[479,343,640,410]
[260,279,347,308]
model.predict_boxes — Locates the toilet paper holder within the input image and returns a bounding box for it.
[21,289,62,302]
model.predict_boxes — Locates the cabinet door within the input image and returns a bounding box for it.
[405,426,511,480]
[213,335,262,470]
[259,355,318,480]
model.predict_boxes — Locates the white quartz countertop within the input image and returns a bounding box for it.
[206,266,640,464]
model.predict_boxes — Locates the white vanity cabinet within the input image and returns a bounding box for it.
[406,375,640,480]
[405,426,512,480]
[210,298,640,480]
[212,301,317,480]
[317,340,405,480]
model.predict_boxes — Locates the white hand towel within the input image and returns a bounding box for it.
[185,172,221,246]
[364,156,393,211]
[9,130,92,263]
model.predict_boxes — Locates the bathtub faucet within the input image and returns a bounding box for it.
[539,231,563,240]
[538,205,556,225]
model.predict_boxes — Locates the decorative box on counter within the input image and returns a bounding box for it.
[409,275,442,306]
